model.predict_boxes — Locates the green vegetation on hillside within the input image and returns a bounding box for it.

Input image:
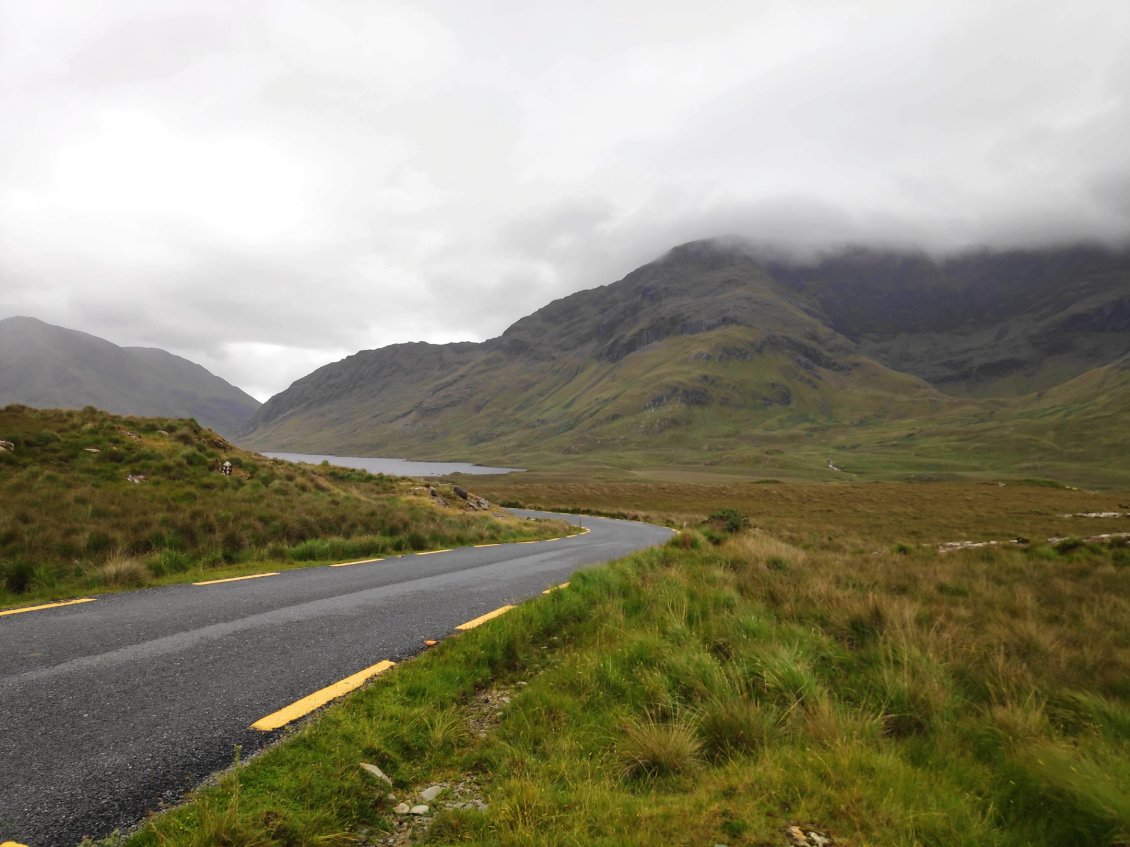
[239,242,1129,486]
[117,482,1129,847]
[0,405,565,608]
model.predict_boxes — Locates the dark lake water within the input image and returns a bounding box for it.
[264,452,523,477]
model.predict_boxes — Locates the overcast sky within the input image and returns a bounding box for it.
[2,0,1128,400]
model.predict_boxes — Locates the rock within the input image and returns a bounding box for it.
[809,834,830,847]
[0,440,14,452]
[453,485,470,500]
[84,447,100,453]
[359,762,393,787]
[420,784,444,802]
[126,473,146,484]
[409,804,429,815]
[786,826,807,845]
[394,803,410,815]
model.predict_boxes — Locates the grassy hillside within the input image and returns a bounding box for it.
[243,324,965,463]
[0,316,260,436]
[0,405,566,608]
[116,482,1130,847]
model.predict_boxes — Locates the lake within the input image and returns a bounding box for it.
[264,452,524,477]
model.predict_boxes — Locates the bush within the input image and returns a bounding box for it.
[706,509,751,534]
[0,560,35,594]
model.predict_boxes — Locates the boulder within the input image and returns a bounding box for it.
[0,440,14,452]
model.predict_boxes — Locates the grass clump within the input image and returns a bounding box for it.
[618,716,701,779]
[90,553,151,588]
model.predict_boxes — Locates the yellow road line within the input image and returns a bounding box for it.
[415,548,452,556]
[473,543,501,548]
[329,557,385,568]
[2,840,31,846]
[456,605,515,631]
[251,659,395,731]
[193,572,279,586]
[0,597,95,618]
[542,581,570,594]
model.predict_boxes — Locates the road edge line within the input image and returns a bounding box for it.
[193,572,279,586]
[329,558,385,568]
[455,604,515,631]
[251,659,396,731]
[0,597,96,618]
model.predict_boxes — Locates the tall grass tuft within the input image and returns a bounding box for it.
[699,694,777,759]
[90,553,150,587]
[618,716,701,779]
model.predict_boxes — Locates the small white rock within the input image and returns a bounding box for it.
[420,784,444,802]
[394,803,410,815]
[410,804,429,816]
[359,762,393,787]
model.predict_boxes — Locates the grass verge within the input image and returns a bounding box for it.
[111,512,1129,846]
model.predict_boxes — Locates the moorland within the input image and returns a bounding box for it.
[112,476,1130,847]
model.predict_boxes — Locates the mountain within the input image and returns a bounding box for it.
[0,316,260,437]
[765,244,1130,396]
[240,240,1130,477]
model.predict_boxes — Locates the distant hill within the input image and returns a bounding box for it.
[240,240,1130,480]
[0,316,260,437]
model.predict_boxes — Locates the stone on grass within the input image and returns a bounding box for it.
[359,762,393,787]
[409,804,429,816]
[394,803,410,815]
[420,784,445,802]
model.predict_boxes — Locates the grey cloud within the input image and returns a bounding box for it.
[2,0,1128,401]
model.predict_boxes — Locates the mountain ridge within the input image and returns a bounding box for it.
[240,239,1128,478]
[0,316,260,437]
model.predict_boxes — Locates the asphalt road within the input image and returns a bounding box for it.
[0,510,672,847]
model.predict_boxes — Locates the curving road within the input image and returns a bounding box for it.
[0,511,671,847]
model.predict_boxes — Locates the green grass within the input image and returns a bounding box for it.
[117,493,1130,847]
[0,406,569,608]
